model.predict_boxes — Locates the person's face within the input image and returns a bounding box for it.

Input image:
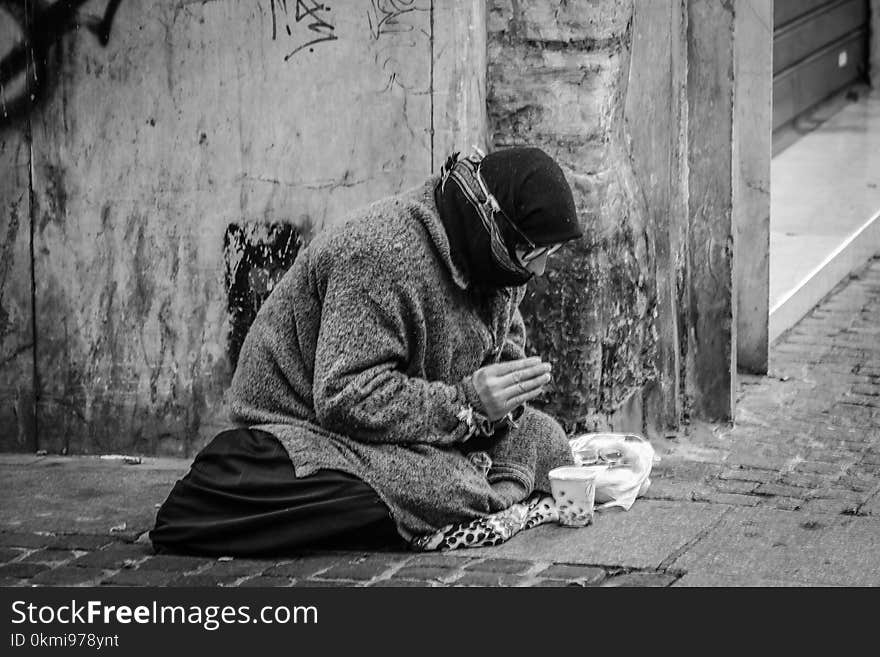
[515,243,563,277]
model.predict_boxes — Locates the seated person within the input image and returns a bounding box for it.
[150,146,583,556]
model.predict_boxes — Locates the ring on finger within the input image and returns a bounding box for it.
[518,382,526,394]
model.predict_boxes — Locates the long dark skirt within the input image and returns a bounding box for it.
[149,428,404,557]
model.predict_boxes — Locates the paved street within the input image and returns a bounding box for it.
[1,258,879,587]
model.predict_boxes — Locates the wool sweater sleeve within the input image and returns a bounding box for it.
[311,246,472,445]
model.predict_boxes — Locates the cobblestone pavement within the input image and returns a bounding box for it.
[1,257,879,587]
[646,256,880,518]
[0,537,678,588]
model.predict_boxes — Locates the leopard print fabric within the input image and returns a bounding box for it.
[409,492,558,551]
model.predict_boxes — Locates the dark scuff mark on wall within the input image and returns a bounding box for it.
[491,104,544,143]
[38,162,66,232]
[0,0,125,125]
[599,337,617,410]
[99,200,112,231]
[676,250,689,421]
[87,203,122,390]
[130,218,154,321]
[224,222,303,371]
[0,193,22,338]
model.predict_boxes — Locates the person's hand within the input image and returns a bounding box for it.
[471,357,552,421]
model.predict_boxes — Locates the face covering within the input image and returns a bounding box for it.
[435,147,583,290]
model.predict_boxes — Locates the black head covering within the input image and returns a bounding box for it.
[434,146,582,289]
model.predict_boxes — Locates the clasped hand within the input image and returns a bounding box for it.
[471,357,552,421]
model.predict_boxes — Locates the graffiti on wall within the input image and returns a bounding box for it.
[269,0,338,60]
[269,0,429,71]
[367,0,428,93]
[0,0,123,124]
[223,223,304,371]
[367,0,421,40]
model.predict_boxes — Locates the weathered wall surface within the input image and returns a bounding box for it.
[0,128,34,451]
[0,0,484,455]
[0,2,34,451]
[487,0,680,435]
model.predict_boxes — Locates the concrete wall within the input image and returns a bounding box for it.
[0,0,484,454]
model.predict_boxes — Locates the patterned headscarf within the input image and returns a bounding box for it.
[434,147,582,289]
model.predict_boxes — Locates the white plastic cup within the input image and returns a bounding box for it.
[548,465,606,527]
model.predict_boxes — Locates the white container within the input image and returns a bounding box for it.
[548,465,607,527]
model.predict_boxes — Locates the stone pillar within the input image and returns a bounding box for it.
[487,0,660,433]
[684,0,736,421]
[681,0,772,418]
[734,1,772,375]
[626,0,689,433]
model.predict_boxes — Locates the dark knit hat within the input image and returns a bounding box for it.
[434,146,583,289]
[480,147,582,247]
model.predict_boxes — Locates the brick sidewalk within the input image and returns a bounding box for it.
[1,257,879,587]
[646,256,880,518]
[0,536,677,588]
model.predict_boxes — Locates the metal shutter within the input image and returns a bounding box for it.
[773,0,870,131]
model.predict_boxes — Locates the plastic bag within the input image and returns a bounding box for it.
[568,433,659,511]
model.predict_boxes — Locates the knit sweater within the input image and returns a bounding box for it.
[227,177,569,537]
